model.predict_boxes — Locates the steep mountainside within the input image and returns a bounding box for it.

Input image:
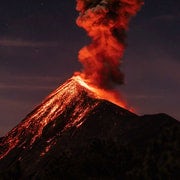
[0,76,179,179]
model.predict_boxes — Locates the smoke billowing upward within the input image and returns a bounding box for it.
[76,0,143,88]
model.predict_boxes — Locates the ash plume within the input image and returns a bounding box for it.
[76,0,143,88]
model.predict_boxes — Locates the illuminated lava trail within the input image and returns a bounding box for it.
[76,0,143,88]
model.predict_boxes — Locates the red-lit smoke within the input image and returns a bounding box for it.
[76,0,143,88]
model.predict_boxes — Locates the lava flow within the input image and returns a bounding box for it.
[0,75,106,159]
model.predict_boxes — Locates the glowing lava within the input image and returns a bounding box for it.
[74,74,127,108]
[1,75,114,159]
[0,74,130,160]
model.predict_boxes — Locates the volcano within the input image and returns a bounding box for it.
[0,75,179,179]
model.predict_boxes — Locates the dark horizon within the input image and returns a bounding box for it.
[0,0,179,136]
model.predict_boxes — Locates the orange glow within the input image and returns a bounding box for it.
[75,0,143,111]
[76,0,143,111]
[73,73,129,109]
[76,0,143,88]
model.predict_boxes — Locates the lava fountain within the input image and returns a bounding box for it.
[75,0,143,107]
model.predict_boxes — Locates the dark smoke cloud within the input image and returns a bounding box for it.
[76,0,143,88]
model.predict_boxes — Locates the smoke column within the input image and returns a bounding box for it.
[76,0,143,88]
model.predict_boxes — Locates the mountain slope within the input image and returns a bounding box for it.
[0,76,179,179]
[0,76,102,160]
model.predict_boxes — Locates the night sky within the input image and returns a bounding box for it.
[0,0,179,136]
